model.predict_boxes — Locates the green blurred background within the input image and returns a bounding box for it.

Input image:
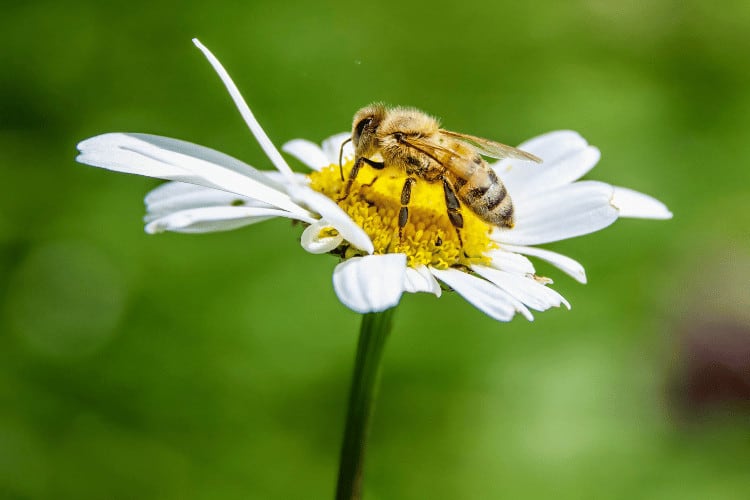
[2,0,749,498]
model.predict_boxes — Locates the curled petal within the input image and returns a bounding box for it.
[332,254,408,313]
[288,184,374,254]
[611,186,673,219]
[301,221,344,254]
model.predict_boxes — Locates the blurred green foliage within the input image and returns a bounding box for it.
[2,0,749,498]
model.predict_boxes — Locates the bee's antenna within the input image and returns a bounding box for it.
[339,137,352,181]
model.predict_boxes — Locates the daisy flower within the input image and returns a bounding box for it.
[76,39,674,500]
[77,39,672,322]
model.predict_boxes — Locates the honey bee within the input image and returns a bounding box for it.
[338,104,542,245]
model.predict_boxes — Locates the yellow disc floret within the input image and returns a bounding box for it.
[307,160,496,269]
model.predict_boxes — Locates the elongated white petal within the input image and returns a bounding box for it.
[485,249,536,275]
[430,268,532,322]
[472,265,570,311]
[332,254,407,313]
[495,181,618,245]
[145,181,273,222]
[321,132,354,165]
[503,146,601,198]
[288,184,374,254]
[404,266,442,296]
[611,186,673,219]
[501,243,587,283]
[192,39,297,183]
[282,139,330,170]
[517,130,589,163]
[301,221,344,254]
[263,171,310,185]
[118,133,281,183]
[145,206,296,234]
[145,181,255,207]
[77,133,311,218]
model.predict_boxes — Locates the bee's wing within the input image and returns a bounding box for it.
[397,135,491,180]
[439,129,542,163]
[396,135,457,165]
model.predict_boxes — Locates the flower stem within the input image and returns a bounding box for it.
[336,308,395,500]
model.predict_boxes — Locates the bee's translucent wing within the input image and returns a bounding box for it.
[396,136,456,164]
[439,129,542,163]
[397,135,486,179]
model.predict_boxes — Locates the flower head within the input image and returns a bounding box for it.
[77,39,672,321]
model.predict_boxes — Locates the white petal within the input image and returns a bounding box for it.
[503,145,601,199]
[288,184,374,254]
[494,181,618,245]
[145,206,295,234]
[77,133,312,219]
[332,254,407,313]
[517,130,589,162]
[485,249,536,275]
[501,244,587,284]
[321,132,354,165]
[300,221,344,254]
[263,171,310,185]
[78,133,280,185]
[429,268,532,322]
[472,265,570,311]
[144,181,272,222]
[282,139,330,170]
[611,186,673,219]
[403,266,442,296]
[192,39,297,183]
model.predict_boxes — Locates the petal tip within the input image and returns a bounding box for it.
[144,221,162,234]
[611,187,673,220]
[332,255,407,313]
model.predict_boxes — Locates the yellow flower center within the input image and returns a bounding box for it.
[307,160,496,269]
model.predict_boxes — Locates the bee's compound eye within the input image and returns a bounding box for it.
[354,117,372,140]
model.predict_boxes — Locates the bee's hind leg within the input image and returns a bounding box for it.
[398,177,417,241]
[442,178,466,250]
[337,157,385,202]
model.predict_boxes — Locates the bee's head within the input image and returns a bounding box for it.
[351,103,386,156]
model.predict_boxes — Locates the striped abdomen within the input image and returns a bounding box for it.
[452,165,514,228]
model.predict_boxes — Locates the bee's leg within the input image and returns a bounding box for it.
[442,178,465,248]
[337,157,385,202]
[398,177,416,241]
[360,176,380,189]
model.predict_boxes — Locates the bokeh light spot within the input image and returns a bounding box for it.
[5,241,126,358]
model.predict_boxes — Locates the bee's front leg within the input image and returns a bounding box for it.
[337,157,385,202]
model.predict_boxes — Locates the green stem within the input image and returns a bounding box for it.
[335,308,396,500]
